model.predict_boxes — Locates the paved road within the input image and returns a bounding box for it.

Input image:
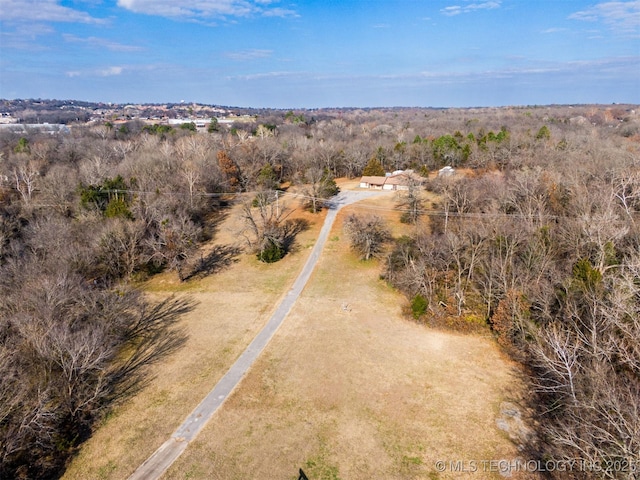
[128,190,386,480]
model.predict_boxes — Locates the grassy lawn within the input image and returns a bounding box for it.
[163,198,530,480]
[63,186,530,480]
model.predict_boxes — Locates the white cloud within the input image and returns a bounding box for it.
[0,0,103,23]
[262,7,298,17]
[62,34,144,52]
[569,1,640,35]
[227,70,302,81]
[541,27,568,34]
[440,1,501,16]
[66,65,125,77]
[116,0,298,19]
[225,56,640,85]
[0,23,55,50]
[99,66,124,76]
[224,49,273,61]
[441,6,462,16]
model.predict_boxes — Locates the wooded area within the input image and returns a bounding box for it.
[0,104,638,478]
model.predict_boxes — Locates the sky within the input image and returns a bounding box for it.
[0,0,639,108]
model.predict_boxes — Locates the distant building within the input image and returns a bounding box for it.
[0,114,18,124]
[359,170,424,191]
[0,123,70,134]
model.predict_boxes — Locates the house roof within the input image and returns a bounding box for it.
[360,176,387,185]
[360,171,424,187]
[384,174,409,185]
[384,172,424,185]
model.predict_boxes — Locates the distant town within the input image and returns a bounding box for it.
[0,98,267,132]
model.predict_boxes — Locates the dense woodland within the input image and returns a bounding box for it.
[0,104,638,479]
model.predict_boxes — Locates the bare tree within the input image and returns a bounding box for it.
[144,213,201,280]
[112,140,135,162]
[343,144,369,178]
[396,176,424,224]
[0,244,192,479]
[301,167,339,213]
[611,171,640,224]
[240,191,289,262]
[12,156,40,205]
[180,160,202,210]
[99,219,146,280]
[344,214,390,260]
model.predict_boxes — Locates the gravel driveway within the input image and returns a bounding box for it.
[128,189,386,480]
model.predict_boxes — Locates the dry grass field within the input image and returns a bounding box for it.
[62,194,324,480]
[63,183,533,480]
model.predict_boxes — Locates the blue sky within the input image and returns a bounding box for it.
[1,0,639,108]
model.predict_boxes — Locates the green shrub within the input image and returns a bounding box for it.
[104,198,133,219]
[79,175,132,218]
[572,258,602,293]
[257,239,285,263]
[411,294,428,319]
[535,125,551,140]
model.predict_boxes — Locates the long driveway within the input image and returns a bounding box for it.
[128,190,386,480]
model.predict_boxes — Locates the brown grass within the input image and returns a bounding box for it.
[61,196,324,480]
[63,185,533,480]
[163,194,533,480]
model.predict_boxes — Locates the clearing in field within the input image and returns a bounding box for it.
[63,184,530,480]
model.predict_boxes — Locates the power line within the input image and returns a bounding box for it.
[13,187,636,224]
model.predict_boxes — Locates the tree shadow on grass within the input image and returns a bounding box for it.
[51,295,196,480]
[182,244,242,281]
[196,207,231,243]
[282,218,311,254]
[108,295,196,402]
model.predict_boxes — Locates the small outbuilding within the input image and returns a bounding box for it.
[438,166,455,177]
